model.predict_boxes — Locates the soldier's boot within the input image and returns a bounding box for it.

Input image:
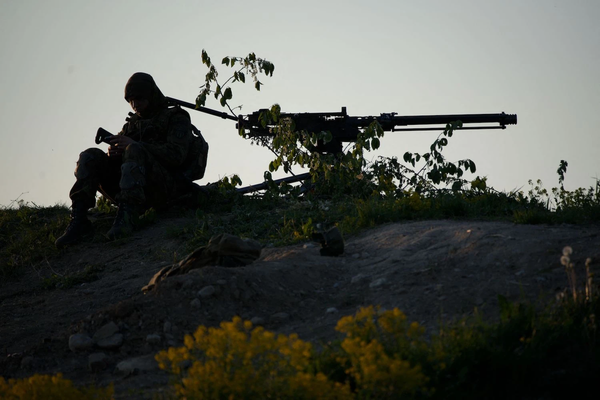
[106,203,139,240]
[55,203,93,248]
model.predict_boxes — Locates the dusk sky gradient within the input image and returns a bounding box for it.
[1,0,599,206]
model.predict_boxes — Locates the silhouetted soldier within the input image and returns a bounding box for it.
[56,72,204,247]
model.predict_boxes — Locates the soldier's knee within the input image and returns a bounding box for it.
[120,162,146,189]
[75,148,106,179]
[123,142,144,158]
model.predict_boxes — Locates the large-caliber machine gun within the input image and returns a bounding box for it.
[165,97,517,192]
[167,97,516,154]
[239,107,517,154]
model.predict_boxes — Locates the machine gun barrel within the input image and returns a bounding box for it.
[386,112,517,131]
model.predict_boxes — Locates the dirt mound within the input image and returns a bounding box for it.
[1,218,598,397]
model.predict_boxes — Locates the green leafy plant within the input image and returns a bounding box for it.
[94,195,116,214]
[400,121,477,193]
[515,160,600,223]
[197,49,274,112]
[244,105,386,199]
[241,104,482,202]
[557,159,568,190]
[196,50,482,203]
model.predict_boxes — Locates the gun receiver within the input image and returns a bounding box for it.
[238,107,517,154]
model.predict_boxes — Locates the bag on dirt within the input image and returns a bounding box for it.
[182,124,209,181]
[142,233,262,292]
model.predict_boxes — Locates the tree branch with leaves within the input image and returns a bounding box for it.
[197,50,274,116]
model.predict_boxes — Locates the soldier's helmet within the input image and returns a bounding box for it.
[124,72,167,116]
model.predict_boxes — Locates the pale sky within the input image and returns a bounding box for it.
[1,0,599,207]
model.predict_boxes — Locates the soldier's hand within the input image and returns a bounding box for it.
[107,136,136,157]
[125,112,139,122]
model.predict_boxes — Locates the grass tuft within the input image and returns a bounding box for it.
[0,201,69,278]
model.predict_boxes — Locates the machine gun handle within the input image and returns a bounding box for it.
[95,127,114,144]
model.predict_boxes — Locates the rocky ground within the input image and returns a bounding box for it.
[1,216,599,398]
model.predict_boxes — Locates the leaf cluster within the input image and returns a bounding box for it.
[399,121,476,193]
[198,49,274,111]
